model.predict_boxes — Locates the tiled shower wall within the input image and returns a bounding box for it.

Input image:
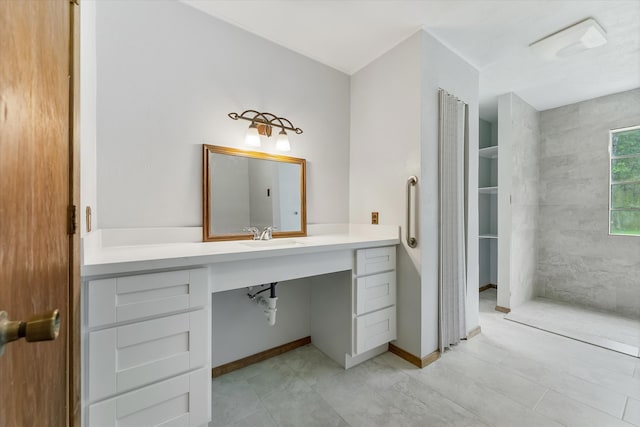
[507,94,541,309]
[537,88,640,317]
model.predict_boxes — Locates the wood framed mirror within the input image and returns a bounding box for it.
[202,145,307,242]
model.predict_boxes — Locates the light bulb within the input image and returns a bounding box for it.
[276,129,290,151]
[245,123,261,147]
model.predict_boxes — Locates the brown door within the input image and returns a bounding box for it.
[0,0,78,426]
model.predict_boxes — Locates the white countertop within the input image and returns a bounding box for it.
[82,224,400,277]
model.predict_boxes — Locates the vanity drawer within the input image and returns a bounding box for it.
[355,246,396,276]
[88,268,208,328]
[355,306,396,355]
[89,309,208,402]
[88,367,210,427]
[354,271,396,315]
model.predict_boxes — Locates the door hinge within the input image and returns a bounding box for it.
[70,0,79,5]
[68,205,77,235]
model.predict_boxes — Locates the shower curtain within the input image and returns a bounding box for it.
[438,88,468,352]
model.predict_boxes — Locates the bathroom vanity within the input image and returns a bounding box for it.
[81,224,399,426]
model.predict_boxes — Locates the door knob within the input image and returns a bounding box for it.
[0,309,60,356]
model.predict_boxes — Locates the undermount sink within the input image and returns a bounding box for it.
[239,239,305,248]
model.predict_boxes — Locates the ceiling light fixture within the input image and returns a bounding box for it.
[529,18,607,60]
[228,110,303,152]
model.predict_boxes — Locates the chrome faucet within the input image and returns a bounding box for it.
[259,226,277,240]
[243,226,261,240]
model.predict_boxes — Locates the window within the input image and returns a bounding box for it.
[610,125,640,236]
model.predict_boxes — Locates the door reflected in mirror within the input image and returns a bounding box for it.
[203,145,307,241]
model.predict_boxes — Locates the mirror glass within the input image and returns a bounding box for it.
[203,145,307,241]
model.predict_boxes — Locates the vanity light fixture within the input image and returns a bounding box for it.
[275,129,290,152]
[228,110,303,152]
[529,18,607,60]
[245,122,261,147]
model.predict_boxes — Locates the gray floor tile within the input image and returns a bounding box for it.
[225,409,277,427]
[246,363,310,400]
[315,371,462,427]
[347,353,411,390]
[625,397,640,426]
[279,344,343,386]
[500,350,627,417]
[440,348,548,408]
[393,376,490,426]
[482,309,638,376]
[414,360,562,427]
[506,297,640,353]
[535,389,632,427]
[210,289,637,427]
[459,334,512,364]
[262,386,349,427]
[560,358,640,401]
[210,380,264,427]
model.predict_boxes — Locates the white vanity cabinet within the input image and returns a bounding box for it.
[353,246,397,355]
[83,268,211,427]
[82,225,400,425]
[310,245,397,369]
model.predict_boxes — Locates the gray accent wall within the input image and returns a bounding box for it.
[507,94,541,309]
[537,89,640,317]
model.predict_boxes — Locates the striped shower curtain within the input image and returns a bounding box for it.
[438,89,468,352]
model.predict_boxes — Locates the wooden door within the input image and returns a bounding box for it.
[0,0,78,425]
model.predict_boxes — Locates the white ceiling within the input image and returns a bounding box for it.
[182,0,640,120]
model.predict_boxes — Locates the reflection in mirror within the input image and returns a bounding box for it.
[203,145,306,242]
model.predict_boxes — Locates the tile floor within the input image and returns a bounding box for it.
[505,297,640,357]
[210,288,640,426]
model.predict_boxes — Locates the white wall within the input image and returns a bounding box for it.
[350,32,423,357]
[211,279,311,366]
[421,31,479,356]
[90,3,481,363]
[80,0,97,235]
[91,0,350,365]
[94,0,350,229]
[351,30,479,359]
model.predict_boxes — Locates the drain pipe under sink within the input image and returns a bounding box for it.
[247,283,278,326]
